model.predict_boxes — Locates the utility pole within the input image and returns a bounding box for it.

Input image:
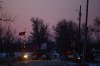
[82,0,89,66]
[79,5,81,49]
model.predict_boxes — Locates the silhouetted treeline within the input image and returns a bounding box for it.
[0,16,100,54]
[28,17,100,61]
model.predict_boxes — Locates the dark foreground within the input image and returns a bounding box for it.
[0,60,100,66]
[1,60,66,66]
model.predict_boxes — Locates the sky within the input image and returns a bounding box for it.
[2,0,100,38]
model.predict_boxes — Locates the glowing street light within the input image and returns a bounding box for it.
[23,54,28,59]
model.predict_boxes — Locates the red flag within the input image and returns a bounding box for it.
[19,32,25,36]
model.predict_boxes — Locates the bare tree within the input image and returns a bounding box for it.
[30,17,50,45]
[53,19,79,55]
[30,17,51,59]
[0,1,15,57]
[93,17,100,42]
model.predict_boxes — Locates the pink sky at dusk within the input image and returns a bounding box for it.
[2,0,100,38]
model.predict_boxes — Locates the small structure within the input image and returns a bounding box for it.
[48,49,59,60]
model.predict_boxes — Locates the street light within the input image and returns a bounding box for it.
[23,54,28,59]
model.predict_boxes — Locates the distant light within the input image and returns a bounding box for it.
[78,57,80,60]
[24,54,28,59]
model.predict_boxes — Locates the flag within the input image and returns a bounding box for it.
[19,32,25,36]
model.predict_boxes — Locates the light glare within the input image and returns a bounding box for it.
[24,54,28,59]
[78,57,80,60]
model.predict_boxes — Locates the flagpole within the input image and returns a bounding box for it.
[19,28,26,51]
[23,28,26,49]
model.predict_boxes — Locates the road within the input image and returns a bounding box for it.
[1,60,68,66]
[1,60,100,66]
[13,60,67,66]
